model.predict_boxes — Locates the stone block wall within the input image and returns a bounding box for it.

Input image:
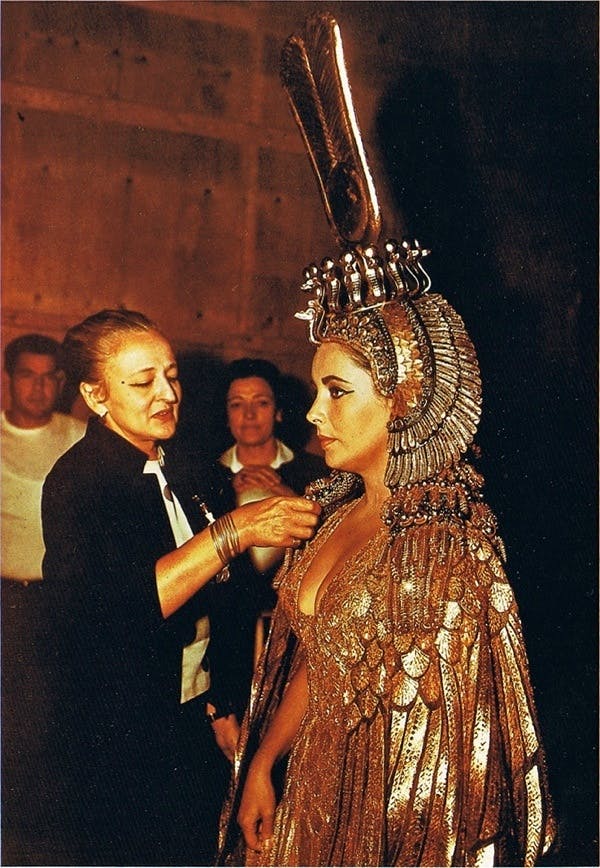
[3,2,594,383]
[1,1,335,380]
[1,3,598,863]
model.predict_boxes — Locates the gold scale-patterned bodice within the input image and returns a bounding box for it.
[277,498,392,731]
[246,482,554,866]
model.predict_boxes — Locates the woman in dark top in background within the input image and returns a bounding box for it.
[40,310,319,866]
[205,359,327,732]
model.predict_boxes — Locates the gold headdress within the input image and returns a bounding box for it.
[281,13,481,488]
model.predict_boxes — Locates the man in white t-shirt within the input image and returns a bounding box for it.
[1,333,85,581]
[1,333,85,858]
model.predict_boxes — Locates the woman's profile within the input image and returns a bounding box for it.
[218,14,555,867]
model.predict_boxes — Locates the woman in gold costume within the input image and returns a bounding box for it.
[218,14,555,867]
[218,240,555,868]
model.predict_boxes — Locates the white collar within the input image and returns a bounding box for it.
[220,439,294,473]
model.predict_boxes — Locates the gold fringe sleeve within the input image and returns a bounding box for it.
[381,518,555,865]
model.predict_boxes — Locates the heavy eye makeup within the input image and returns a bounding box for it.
[321,375,354,399]
[310,378,354,401]
[328,383,352,399]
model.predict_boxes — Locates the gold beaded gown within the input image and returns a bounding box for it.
[218,465,555,867]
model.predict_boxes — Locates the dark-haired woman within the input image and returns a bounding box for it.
[206,358,327,734]
[40,310,319,866]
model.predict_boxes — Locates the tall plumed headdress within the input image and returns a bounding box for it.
[281,13,481,488]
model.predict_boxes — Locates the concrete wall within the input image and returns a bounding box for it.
[3,2,594,377]
[2,2,334,374]
[2,3,597,862]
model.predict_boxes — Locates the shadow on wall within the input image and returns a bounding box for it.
[376,59,598,867]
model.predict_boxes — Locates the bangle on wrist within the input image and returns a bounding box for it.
[210,512,241,566]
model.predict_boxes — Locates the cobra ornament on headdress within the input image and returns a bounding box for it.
[281,13,482,488]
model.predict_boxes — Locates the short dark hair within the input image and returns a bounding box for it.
[221,357,283,407]
[4,334,61,376]
[207,357,314,454]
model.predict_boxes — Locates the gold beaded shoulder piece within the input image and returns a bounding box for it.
[382,459,505,557]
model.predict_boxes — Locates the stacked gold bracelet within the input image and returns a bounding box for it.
[210,512,241,566]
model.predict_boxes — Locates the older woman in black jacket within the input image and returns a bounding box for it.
[40,309,319,866]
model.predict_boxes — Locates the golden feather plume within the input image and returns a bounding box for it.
[280,12,381,247]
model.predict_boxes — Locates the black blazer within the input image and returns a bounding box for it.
[40,417,228,857]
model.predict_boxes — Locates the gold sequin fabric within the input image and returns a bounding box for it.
[220,491,555,867]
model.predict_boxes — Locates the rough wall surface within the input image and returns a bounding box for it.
[1,4,597,863]
[3,2,594,375]
[2,1,333,373]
